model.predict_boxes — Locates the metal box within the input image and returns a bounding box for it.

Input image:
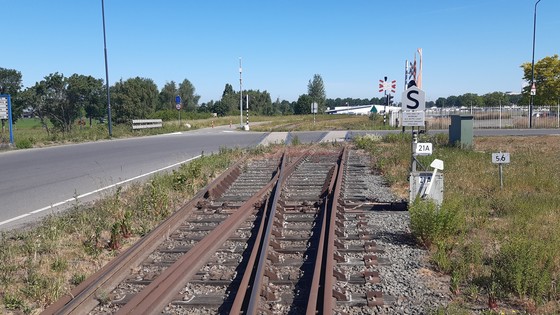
[409,171,444,205]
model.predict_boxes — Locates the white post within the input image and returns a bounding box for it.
[239,57,243,128]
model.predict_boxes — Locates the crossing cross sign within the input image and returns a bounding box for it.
[401,86,426,111]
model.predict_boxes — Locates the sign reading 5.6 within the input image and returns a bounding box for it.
[492,152,510,164]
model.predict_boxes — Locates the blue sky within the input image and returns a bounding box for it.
[2,0,559,103]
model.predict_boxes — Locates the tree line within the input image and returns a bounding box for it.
[1,54,558,133]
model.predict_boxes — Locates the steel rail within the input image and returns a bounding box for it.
[322,146,347,314]
[115,153,292,315]
[41,158,248,315]
[232,151,308,314]
[305,163,339,313]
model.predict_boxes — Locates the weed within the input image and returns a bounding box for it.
[108,222,122,250]
[50,257,68,273]
[70,273,86,286]
[408,199,460,248]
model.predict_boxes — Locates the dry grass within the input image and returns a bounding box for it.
[356,134,560,314]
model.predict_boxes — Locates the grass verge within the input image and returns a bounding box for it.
[355,133,560,314]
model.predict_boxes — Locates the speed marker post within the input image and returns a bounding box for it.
[492,152,510,189]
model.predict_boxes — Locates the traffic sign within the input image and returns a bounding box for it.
[311,102,318,114]
[530,83,536,96]
[176,103,181,110]
[415,142,433,156]
[379,79,396,93]
[492,152,510,164]
[401,86,426,111]
[402,111,425,127]
[175,95,181,104]
[0,97,8,120]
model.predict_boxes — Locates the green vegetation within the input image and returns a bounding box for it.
[0,146,255,313]
[355,134,560,313]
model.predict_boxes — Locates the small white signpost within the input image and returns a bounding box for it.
[415,142,433,156]
[492,152,510,189]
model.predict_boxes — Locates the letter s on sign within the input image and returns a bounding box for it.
[406,90,420,110]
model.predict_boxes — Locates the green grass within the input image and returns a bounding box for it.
[0,146,259,313]
[355,133,560,313]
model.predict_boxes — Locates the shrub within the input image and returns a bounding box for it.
[15,138,33,149]
[493,237,555,304]
[409,199,460,248]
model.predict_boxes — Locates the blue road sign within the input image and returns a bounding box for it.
[175,95,181,104]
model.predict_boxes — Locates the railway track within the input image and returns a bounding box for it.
[43,145,400,315]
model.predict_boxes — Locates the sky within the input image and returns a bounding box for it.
[2,0,559,103]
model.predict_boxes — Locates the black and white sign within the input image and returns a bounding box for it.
[415,142,433,156]
[402,111,425,126]
[0,97,8,120]
[401,86,426,111]
[492,152,510,164]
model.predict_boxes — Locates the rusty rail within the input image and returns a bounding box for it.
[42,158,248,315]
[113,151,309,315]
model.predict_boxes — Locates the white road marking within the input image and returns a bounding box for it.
[0,155,202,227]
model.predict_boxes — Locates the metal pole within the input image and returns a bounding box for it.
[246,94,249,128]
[101,0,112,137]
[239,57,243,128]
[529,0,542,129]
[499,164,503,189]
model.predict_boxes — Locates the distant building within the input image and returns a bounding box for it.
[325,104,401,115]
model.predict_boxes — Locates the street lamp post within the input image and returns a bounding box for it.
[101,0,113,137]
[529,0,542,129]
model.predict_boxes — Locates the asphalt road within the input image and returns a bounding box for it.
[1,126,559,231]
[0,127,266,230]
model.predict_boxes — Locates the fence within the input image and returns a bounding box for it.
[132,119,163,130]
[392,105,560,129]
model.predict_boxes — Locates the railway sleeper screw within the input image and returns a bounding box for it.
[332,288,351,302]
[334,251,346,263]
[364,241,377,252]
[334,239,346,249]
[364,271,381,283]
[333,268,348,281]
[364,255,378,267]
[366,291,384,307]
[335,228,346,238]
[271,228,283,237]
[264,267,280,281]
[335,219,344,229]
[268,251,280,263]
[357,221,368,228]
[264,287,280,302]
[269,239,281,250]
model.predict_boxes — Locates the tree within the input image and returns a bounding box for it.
[42,72,79,133]
[66,74,104,126]
[0,67,22,96]
[457,93,483,108]
[158,81,178,111]
[220,83,239,115]
[482,92,509,107]
[308,74,326,113]
[521,55,560,106]
[111,77,159,123]
[294,94,312,115]
[0,67,23,124]
[178,79,200,113]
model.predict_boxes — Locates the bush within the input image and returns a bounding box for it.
[493,237,556,303]
[15,138,33,149]
[409,199,460,248]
